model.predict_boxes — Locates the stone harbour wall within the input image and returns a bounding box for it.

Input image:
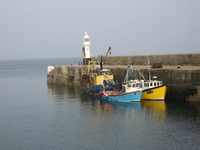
[47,64,200,102]
[102,53,200,66]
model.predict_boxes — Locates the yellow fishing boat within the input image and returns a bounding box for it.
[125,66,167,100]
[140,80,167,100]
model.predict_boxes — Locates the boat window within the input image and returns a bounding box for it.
[132,84,135,87]
[145,83,149,87]
[136,83,139,87]
[157,82,160,86]
[128,84,131,87]
[140,83,142,88]
[150,83,153,86]
[154,82,156,86]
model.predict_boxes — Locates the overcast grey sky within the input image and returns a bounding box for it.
[0,0,199,60]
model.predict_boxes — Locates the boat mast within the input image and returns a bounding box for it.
[100,55,103,70]
[148,66,151,81]
[147,47,151,80]
[138,69,147,81]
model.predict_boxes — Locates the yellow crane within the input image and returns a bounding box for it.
[103,46,111,64]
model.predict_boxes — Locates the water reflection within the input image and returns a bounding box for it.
[141,100,167,120]
[47,83,81,100]
[103,101,142,108]
[165,101,200,120]
[99,99,167,122]
[47,84,200,121]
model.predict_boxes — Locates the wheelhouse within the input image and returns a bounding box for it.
[144,81,163,88]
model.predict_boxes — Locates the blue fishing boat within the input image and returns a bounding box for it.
[101,69,142,102]
[102,90,142,102]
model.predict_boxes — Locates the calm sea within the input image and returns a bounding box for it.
[0,58,200,150]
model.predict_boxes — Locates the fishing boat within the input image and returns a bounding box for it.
[101,69,142,102]
[139,78,167,100]
[125,66,167,100]
[80,60,121,96]
[80,32,120,96]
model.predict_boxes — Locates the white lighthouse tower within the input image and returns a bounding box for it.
[82,32,91,65]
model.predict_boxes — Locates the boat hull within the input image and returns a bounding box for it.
[141,85,167,100]
[102,91,142,102]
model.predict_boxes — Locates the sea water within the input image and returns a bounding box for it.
[0,58,200,150]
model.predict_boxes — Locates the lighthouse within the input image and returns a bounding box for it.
[82,32,91,65]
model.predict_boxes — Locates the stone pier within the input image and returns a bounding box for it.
[47,64,200,102]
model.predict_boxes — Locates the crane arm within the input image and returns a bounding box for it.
[103,46,111,64]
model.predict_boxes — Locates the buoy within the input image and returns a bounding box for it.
[103,92,108,97]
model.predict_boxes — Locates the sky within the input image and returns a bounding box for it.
[0,0,199,60]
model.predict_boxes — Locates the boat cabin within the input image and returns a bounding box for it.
[144,81,163,87]
[142,80,163,90]
[122,81,141,93]
[124,80,163,90]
